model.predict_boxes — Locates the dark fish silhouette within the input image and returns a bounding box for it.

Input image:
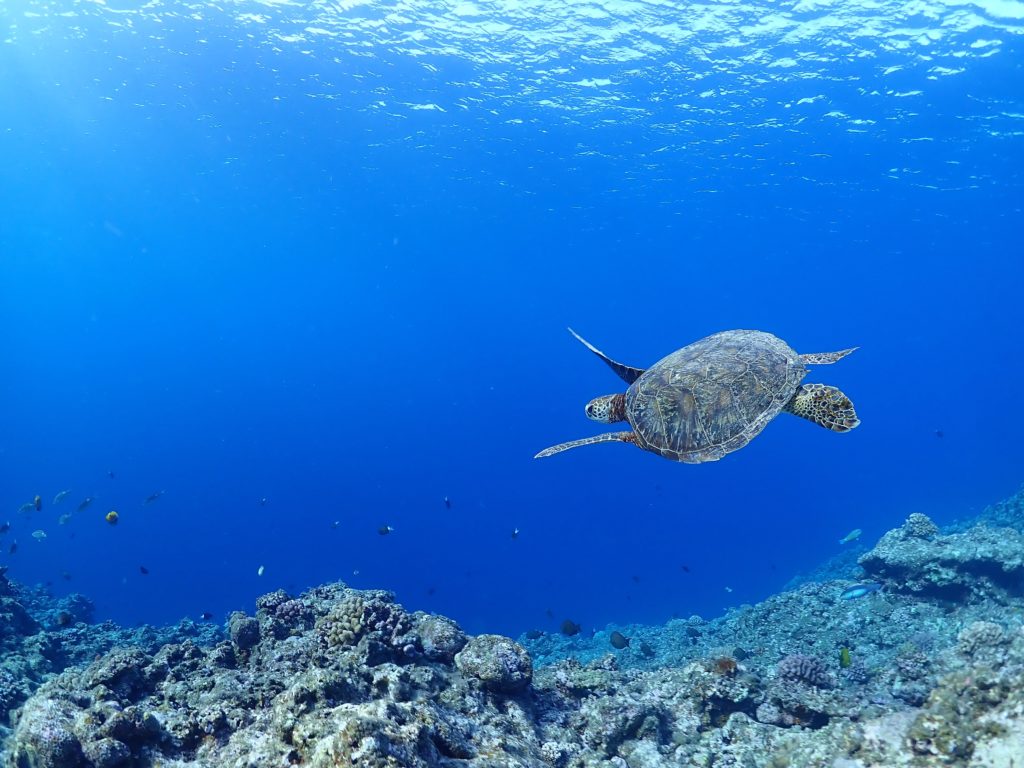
[443,496,451,509]
[560,619,581,636]
[609,631,630,649]
[140,566,150,575]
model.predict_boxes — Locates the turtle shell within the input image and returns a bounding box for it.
[624,330,806,463]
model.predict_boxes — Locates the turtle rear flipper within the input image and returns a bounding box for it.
[784,384,860,432]
[535,432,637,458]
[800,347,858,365]
[568,328,645,384]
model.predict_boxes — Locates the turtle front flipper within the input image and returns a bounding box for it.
[799,347,858,365]
[784,384,860,432]
[535,431,637,458]
[568,328,645,384]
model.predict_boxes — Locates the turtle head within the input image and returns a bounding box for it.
[585,393,627,423]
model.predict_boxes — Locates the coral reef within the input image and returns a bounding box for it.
[859,512,1024,601]
[4,490,1024,766]
[0,568,220,747]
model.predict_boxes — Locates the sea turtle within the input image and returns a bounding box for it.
[535,329,859,463]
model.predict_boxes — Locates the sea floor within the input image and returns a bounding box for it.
[3,487,1024,767]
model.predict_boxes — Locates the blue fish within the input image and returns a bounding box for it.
[840,582,882,600]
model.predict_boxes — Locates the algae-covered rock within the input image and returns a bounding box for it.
[415,613,467,664]
[8,696,86,768]
[228,611,260,652]
[82,736,132,768]
[455,634,533,693]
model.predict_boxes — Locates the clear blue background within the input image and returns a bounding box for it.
[1,0,1021,636]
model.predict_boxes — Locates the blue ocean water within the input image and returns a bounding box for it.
[0,0,1021,640]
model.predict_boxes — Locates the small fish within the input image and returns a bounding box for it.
[58,514,72,525]
[56,611,73,627]
[443,496,451,509]
[259,497,268,506]
[61,571,72,581]
[200,611,214,621]
[105,510,119,525]
[934,428,944,438]
[53,490,71,505]
[77,497,94,513]
[840,582,882,600]
[331,520,340,529]
[144,490,165,505]
[681,564,691,573]
[17,502,34,514]
[0,521,9,534]
[839,528,862,545]
[107,470,115,479]
[378,525,394,536]
[352,569,360,576]
[33,495,42,512]
[524,629,544,640]
[257,565,265,576]
[8,541,17,555]
[839,647,852,668]
[724,586,733,593]
[139,566,150,575]
[609,631,631,650]
[560,619,581,636]
[511,527,520,539]
[31,530,47,541]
